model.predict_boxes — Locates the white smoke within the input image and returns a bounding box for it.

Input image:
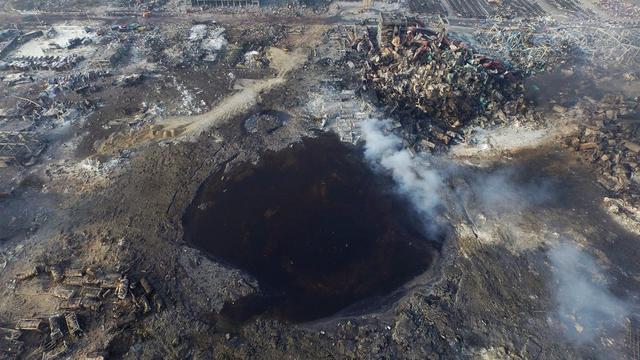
[360,119,442,225]
[549,242,630,343]
[360,118,633,348]
[469,168,554,215]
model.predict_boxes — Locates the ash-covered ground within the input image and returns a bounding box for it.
[0,0,639,359]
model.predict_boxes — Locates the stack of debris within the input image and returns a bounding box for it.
[358,18,532,151]
[2,55,84,71]
[546,0,596,18]
[562,95,640,203]
[1,72,33,86]
[48,70,112,92]
[106,41,132,66]
[0,326,23,359]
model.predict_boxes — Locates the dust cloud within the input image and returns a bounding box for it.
[361,118,632,347]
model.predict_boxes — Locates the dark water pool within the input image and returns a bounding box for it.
[182,134,440,324]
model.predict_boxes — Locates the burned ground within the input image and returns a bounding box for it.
[0,0,639,359]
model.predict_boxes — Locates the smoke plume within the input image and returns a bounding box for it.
[360,119,442,229]
[549,242,630,343]
[360,118,632,348]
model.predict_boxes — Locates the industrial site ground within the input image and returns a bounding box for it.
[0,0,639,358]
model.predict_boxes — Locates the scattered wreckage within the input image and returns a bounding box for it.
[4,263,165,359]
[472,21,575,74]
[0,131,46,167]
[562,95,640,204]
[1,55,84,71]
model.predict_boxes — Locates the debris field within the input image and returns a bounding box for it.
[0,0,639,359]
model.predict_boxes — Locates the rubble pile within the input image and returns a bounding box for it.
[48,70,112,92]
[9,263,164,359]
[243,50,269,68]
[155,23,229,67]
[115,73,145,87]
[408,0,449,15]
[562,96,640,204]
[7,87,95,131]
[1,55,84,71]
[0,29,19,41]
[360,27,534,151]
[65,36,92,49]
[1,73,33,87]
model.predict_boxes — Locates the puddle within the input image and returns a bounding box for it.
[182,134,440,323]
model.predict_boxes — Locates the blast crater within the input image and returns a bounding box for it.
[182,134,441,323]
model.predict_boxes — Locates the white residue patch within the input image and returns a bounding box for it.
[189,24,227,62]
[305,87,379,143]
[188,24,208,42]
[244,50,260,61]
[45,154,131,193]
[450,124,549,159]
[171,76,206,115]
[201,28,227,52]
[14,25,97,57]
